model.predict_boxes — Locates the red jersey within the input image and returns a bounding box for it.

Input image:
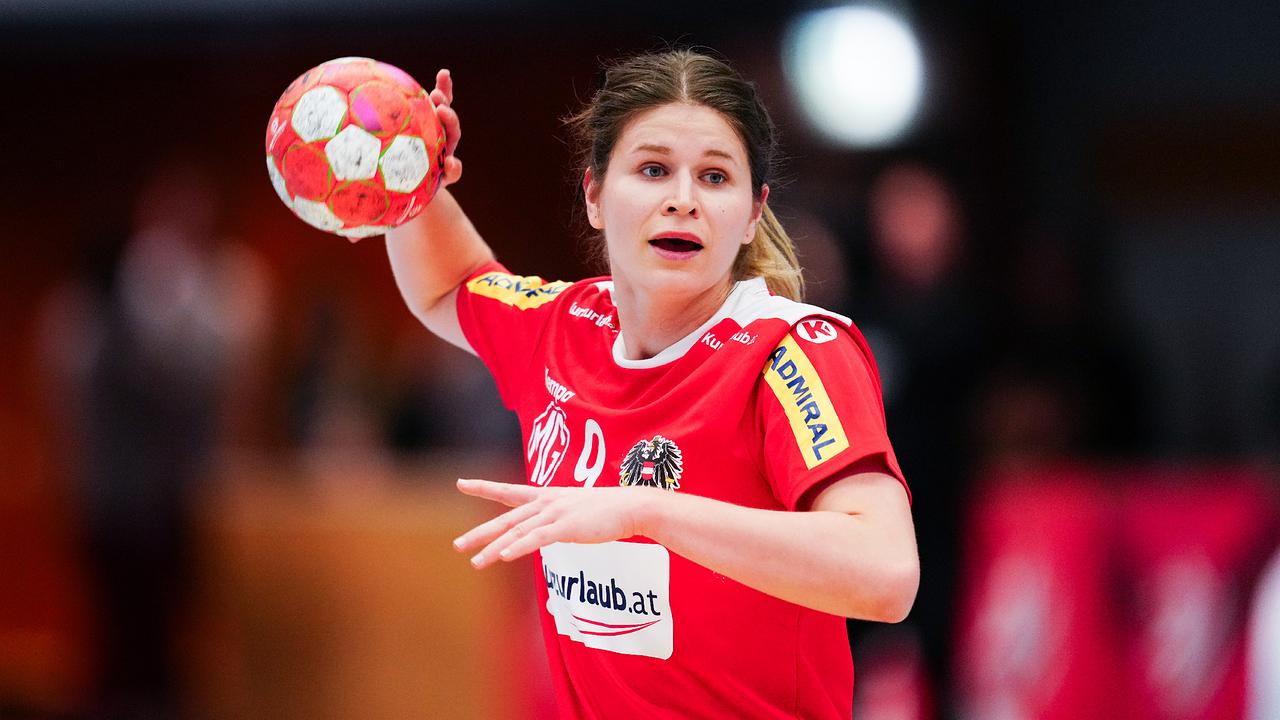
[456,262,906,719]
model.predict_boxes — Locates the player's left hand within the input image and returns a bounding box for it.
[429,69,463,188]
[452,478,657,568]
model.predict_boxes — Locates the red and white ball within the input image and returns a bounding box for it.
[265,57,446,238]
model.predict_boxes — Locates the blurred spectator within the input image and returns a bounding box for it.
[39,154,271,718]
[384,327,521,456]
[977,235,1144,465]
[286,289,519,479]
[846,161,988,719]
[286,296,394,480]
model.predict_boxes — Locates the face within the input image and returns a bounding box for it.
[585,103,768,306]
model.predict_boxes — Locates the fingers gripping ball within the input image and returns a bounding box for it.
[265,57,447,238]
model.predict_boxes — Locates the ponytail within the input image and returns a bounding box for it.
[734,204,804,301]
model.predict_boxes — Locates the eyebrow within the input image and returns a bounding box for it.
[632,143,739,164]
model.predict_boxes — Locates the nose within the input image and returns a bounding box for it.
[662,174,699,218]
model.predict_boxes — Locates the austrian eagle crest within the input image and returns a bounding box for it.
[619,435,683,491]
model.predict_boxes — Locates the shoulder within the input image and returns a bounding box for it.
[724,278,853,331]
[736,285,881,395]
[761,316,881,393]
[724,278,873,361]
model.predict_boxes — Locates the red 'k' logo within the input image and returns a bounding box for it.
[797,319,838,344]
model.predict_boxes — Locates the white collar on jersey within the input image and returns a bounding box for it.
[605,276,852,369]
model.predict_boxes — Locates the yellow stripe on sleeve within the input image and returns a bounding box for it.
[465,272,570,310]
[762,335,849,469]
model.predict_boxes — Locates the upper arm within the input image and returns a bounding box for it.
[810,471,917,571]
[810,470,920,620]
[385,189,495,345]
[419,286,475,355]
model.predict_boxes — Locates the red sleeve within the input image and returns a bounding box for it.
[455,261,572,410]
[755,318,908,511]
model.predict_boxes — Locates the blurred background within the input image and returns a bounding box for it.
[1,0,1278,718]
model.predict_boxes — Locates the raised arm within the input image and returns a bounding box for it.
[385,69,494,354]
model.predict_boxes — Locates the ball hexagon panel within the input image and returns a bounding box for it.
[324,125,381,181]
[380,135,431,193]
[292,86,347,142]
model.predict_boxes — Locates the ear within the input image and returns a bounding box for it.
[744,183,770,245]
[583,167,604,230]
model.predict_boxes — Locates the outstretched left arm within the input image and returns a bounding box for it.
[452,471,918,622]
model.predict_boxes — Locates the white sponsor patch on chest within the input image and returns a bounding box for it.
[540,541,673,660]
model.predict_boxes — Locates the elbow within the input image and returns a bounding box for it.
[880,560,920,623]
[853,558,919,624]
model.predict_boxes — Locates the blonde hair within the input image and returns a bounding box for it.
[565,49,805,301]
[738,205,804,301]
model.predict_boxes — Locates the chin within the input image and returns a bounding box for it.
[649,271,730,303]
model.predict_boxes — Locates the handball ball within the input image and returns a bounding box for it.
[265,57,446,238]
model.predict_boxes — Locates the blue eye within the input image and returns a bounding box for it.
[641,165,665,178]
[703,171,727,184]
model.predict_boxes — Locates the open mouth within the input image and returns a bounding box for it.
[649,236,704,253]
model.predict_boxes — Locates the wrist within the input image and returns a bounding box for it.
[632,487,669,540]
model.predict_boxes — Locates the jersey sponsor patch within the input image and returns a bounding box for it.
[796,318,838,344]
[763,335,850,469]
[541,541,673,660]
[466,271,570,310]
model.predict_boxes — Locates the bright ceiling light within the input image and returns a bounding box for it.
[784,5,926,148]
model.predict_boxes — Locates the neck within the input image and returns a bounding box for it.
[613,280,735,360]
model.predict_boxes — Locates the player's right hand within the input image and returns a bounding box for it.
[431,69,463,188]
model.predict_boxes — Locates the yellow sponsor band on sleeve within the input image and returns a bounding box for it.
[762,334,849,469]
[466,272,571,310]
